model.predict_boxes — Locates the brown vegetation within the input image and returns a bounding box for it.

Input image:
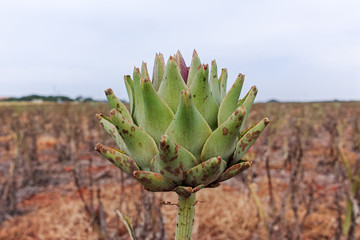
[0,101,359,239]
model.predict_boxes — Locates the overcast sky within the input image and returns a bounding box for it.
[0,0,359,102]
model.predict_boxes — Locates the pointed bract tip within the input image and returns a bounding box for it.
[160,134,168,142]
[133,67,141,73]
[181,88,191,98]
[110,108,117,116]
[192,49,198,56]
[133,171,140,178]
[204,64,209,70]
[252,85,258,96]
[94,143,104,153]
[238,73,245,79]
[159,135,170,150]
[95,114,102,121]
[264,117,270,126]
[141,77,150,85]
[216,156,222,163]
[105,88,113,96]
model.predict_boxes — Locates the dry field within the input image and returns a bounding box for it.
[0,101,359,240]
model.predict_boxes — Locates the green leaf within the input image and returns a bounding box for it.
[185,157,226,187]
[152,53,165,91]
[111,109,158,170]
[157,56,188,113]
[105,88,132,123]
[219,68,228,100]
[151,135,198,185]
[96,114,128,153]
[115,210,136,240]
[201,106,246,162]
[133,171,176,191]
[210,60,221,105]
[238,86,258,131]
[141,78,174,144]
[94,143,139,175]
[165,89,212,161]
[141,61,150,79]
[187,50,201,87]
[216,160,252,182]
[217,73,244,126]
[190,64,219,130]
[132,67,145,126]
[230,118,269,165]
[124,75,134,114]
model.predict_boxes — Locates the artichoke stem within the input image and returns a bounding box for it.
[175,193,196,240]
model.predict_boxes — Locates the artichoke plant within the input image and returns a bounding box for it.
[95,50,269,239]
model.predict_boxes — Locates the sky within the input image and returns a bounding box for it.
[0,0,359,102]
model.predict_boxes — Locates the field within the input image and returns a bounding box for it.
[0,101,359,240]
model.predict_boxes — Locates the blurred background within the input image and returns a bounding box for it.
[0,1,359,239]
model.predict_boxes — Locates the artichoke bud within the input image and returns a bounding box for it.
[96,50,269,193]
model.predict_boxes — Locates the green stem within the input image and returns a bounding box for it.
[175,193,196,240]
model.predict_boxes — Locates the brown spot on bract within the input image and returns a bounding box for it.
[222,127,228,135]
[239,141,248,152]
[174,168,180,176]
[105,89,112,95]
[131,126,135,131]
[122,129,129,134]
[160,154,168,163]
[116,103,120,108]
[139,177,151,184]
[201,175,208,181]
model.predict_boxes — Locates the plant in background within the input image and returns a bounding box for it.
[95,50,269,239]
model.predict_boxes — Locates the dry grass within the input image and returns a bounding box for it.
[0,182,266,240]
